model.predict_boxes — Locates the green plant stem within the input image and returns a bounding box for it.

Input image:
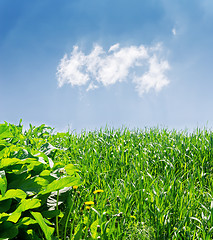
[56,190,60,239]
[70,214,76,240]
[64,201,74,240]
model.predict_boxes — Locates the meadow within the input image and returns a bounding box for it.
[0,121,212,239]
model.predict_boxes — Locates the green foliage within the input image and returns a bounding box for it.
[49,126,213,239]
[0,122,81,239]
[0,121,213,239]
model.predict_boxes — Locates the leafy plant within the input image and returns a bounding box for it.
[0,122,81,239]
[1,121,213,239]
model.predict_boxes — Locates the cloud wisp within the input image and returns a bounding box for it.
[172,28,177,36]
[57,43,170,96]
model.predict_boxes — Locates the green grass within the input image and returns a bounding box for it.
[0,122,213,239]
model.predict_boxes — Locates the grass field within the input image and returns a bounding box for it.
[0,122,212,239]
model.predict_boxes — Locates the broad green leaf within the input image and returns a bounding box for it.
[31,211,54,240]
[15,176,47,194]
[38,174,57,187]
[7,212,21,223]
[7,171,28,189]
[34,177,50,188]
[0,171,7,196]
[0,221,18,239]
[0,189,26,201]
[8,198,41,223]
[0,124,13,140]
[0,212,10,221]
[40,170,51,176]
[0,199,12,213]
[0,142,7,152]
[43,217,54,226]
[16,198,41,212]
[24,159,44,173]
[0,158,22,169]
[39,175,80,195]
[42,209,60,219]
[65,164,79,175]
[18,217,37,226]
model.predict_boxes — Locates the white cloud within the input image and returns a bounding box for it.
[57,46,89,87]
[133,55,170,96]
[86,82,98,91]
[56,43,170,96]
[108,43,120,52]
[172,28,176,36]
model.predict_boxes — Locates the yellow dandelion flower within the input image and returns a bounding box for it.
[93,189,104,194]
[73,186,78,190]
[84,201,94,205]
[86,206,90,210]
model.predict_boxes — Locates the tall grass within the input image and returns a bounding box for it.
[50,127,213,239]
[0,122,212,239]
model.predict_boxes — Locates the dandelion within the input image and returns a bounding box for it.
[85,201,94,206]
[93,189,104,194]
[86,206,90,210]
[73,185,78,190]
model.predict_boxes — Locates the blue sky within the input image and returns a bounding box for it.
[1,0,213,132]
